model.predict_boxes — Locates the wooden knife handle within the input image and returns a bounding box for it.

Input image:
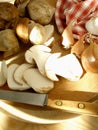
[47,99,98,117]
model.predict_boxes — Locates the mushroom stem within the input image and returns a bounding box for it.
[27,45,52,75]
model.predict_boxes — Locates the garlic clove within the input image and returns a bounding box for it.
[85,16,98,35]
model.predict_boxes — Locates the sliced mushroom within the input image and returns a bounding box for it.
[29,24,54,45]
[25,50,36,64]
[16,18,36,43]
[26,45,52,75]
[16,18,54,45]
[29,23,46,45]
[44,24,54,42]
[14,63,33,85]
[0,60,7,87]
[23,68,54,93]
[7,64,31,90]
[45,53,83,81]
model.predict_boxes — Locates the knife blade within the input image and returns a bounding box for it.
[0,89,98,117]
[0,90,47,106]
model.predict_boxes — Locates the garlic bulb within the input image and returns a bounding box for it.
[85,16,98,35]
[81,39,98,72]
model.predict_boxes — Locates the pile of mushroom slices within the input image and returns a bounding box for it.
[0,36,84,93]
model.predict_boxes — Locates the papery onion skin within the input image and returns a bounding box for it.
[81,45,98,73]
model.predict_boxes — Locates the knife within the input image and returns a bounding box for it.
[0,90,98,117]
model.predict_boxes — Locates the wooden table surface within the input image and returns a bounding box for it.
[0,111,98,130]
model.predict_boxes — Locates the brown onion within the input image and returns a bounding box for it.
[81,40,98,72]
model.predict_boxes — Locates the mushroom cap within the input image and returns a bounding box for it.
[0,2,19,21]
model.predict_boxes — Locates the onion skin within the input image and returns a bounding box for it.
[81,42,98,73]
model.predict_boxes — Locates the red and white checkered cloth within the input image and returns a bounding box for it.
[55,0,98,39]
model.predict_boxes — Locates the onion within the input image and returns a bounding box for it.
[81,39,98,72]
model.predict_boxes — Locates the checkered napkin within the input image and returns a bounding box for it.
[55,0,98,39]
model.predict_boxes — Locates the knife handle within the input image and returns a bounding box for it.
[47,99,98,117]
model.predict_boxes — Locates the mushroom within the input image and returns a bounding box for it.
[16,18,33,43]
[81,39,98,73]
[27,0,55,25]
[25,45,52,75]
[13,63,33,85]
[23,68,54,93]
[29,23,46,45]
[29,24,54,45]
[45,53,83,81]
[7,64,31,90]
[0,2,19,30]
[14,0,30,17]
[0,29,20,58]
[0,60,7,87]
[25,50,36,64]
[16,17,54,44]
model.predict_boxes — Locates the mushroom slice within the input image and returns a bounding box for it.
[45,53,83,81]
[14,63,33,85]
[0,60,7,87]
[25,50,35,64]
[29,23,46,45]
[29,24,54,45]
[7,64,31,90]
[44,24,54,42]
[23,68,54,93]
[28,45,52,75]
